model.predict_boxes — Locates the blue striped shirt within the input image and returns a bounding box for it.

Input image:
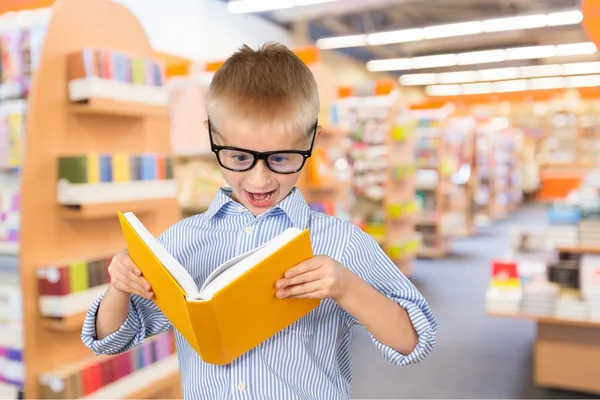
[81,187,437,399]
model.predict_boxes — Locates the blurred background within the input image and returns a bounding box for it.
[2,0,600,398]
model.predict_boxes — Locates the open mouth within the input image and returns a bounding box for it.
[245,190,276,208]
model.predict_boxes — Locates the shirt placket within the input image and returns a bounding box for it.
[231,209,259,398]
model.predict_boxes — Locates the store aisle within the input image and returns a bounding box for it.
[350,203,596,399]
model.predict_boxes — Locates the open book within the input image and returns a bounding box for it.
[117,211,320,365]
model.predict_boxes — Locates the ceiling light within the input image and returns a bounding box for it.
[368,42,597,72]
[227,0,337,14]
[478,67,520,81]
[423,21,482,39]
[399,61,600,86]
[458,49,506,65]
[546,10,583,26]
[411,54,457,69]
[438,71,479,84]
[495,79,529,92]
[316,34,366,49]
[461,82,494,95]
[316,8,582,50]
[399,73,438,86]
[556,42,597,56]
[482,14,547,33]
[529,77,566,90]
[506,45,556,61]
[425,85,461,96]
[424,74,600,96]
[367,29,424,45]
[367,58,412,72]
[567,75,600,87]
[519,64,563,78]
[563,61,600,75]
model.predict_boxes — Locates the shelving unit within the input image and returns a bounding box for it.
[16,0,182,398]
[333,81,419,276]
[412,107,456,259]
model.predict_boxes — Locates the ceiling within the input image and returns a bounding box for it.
[219,0,595,76]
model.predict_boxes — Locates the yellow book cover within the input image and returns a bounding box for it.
[112,153,130,182]
[117,211,320,365]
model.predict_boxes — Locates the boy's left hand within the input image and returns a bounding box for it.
[275,255,352,301]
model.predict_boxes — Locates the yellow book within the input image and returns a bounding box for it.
[112,153,130,182]
[117,211,320,365]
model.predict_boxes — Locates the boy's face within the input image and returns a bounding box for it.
[207,118,319,217]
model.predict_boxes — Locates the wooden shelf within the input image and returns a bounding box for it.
[82,355,180,399]
[488,311,600,329]
[69,98,168,118]
[557,246,600,255]
[41,311,87,332]
[60,198,163,221]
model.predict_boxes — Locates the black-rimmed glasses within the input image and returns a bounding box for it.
[208,120,318,174]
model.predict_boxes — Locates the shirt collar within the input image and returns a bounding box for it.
[204,187,311,230]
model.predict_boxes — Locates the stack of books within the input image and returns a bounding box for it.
[38,331,175,399]
[37,255,112,318]
[0,274,23,391]
[579,219,600,247]
[555,289,589,320]
[580,255,600,321]
[485,260,522,314]
[57,153,177,205]
[547,225,579,248]
[521,280,560,316]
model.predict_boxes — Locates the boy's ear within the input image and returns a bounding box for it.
[203,120,209,130]
[315,124,323,141]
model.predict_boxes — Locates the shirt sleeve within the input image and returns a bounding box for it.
[340,226,438,366]
[81,232,174,355]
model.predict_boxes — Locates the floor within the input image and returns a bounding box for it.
[349,203,598,399]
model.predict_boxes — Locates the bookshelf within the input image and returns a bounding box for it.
[333,81,419,276]
[17,0,181,398]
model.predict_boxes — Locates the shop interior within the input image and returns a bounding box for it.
[2,0,600,398]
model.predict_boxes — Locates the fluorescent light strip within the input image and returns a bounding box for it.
[399,61,600,86]
[425,74,600,96]
[317,9,582,50]
[228,0,337,14]
[373,42,596,72]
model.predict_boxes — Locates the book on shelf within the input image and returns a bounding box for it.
[118,211,320,365]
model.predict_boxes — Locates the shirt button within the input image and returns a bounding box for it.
[245,226,253,234]
[236,206,243,213]
[237,382,246,391]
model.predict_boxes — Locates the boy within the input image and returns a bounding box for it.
[82,43,437,399]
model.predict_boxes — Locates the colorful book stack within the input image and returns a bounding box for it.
[485,260,522,314]
[58,153,174,184]
[56,153,177,206]
[0,279,24,391]
[0,9,49,100]
[0,100,28,172]
[37,255,112,318]
[0,184,19,244]
[38,330,176,399]
[67,47,167,106]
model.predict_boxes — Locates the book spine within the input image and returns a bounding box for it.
[37,266,70,296]
[58,156,88,184]
[185,299,224,364]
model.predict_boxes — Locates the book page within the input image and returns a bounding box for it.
[196,243,268,298]
[198,228,302,300]
[124,212,201,299]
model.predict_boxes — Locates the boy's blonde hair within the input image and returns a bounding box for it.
[206,42,320,136]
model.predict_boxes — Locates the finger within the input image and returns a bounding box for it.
[277,281,321,298]
[277,268,323,289]
[284,255,325,279]
[117,253,141,276]
[113,269,153,298]
[288,290,327,299]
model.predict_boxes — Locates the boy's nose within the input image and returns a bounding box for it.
[247,160,273,188]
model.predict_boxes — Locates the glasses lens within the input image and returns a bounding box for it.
[218,149,255,171]
[267,153,306,173]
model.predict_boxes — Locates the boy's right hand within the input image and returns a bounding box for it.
[108,250,154,299]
